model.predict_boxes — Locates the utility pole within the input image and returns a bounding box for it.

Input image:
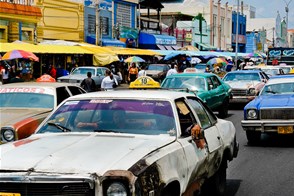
[273,27,275,47]
[234,0,239,68]
[96,4,100,46]
[284,0,292,47]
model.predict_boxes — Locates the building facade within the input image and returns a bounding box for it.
[0,0,42,43]
[231,10,246,52]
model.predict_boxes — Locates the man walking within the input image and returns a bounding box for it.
[80,72,96,92]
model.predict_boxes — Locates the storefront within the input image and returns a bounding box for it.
[138,32,177,50]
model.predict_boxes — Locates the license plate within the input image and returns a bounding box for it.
[0,193,21,196]
[278,126,293,134]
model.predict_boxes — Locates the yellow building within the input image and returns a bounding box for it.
[0,0,84,43]
[35,0,84,42]
[0,1,42,43]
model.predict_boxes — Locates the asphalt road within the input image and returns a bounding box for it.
[225,104,294,196]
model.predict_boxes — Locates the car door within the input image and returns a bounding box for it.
[205,77,219,109]
[210,76,227,107]
[186,97,223,172]
[174,98,209,186]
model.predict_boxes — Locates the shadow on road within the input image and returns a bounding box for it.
[225,179,242,196]
[246,134,294,148]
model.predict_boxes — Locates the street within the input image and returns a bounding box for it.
[225,104,294,196]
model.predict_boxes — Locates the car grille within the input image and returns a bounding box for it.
[260,108,294,119]
[232,89,247,96]
[0,182,94,196]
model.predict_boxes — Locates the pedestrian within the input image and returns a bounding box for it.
[1,66,10,84]
[49,64,57,79]
[166,62,178,76]
[8,70,24,83]
[80,72,97,92]
[138,65,147,77]
[128,62,138,83]
[101,69,118,91]
[205,65,211,73]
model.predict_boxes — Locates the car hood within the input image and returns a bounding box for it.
[0,108,51,126]
[57,75,86,80]
[246,94,294,108]
[226,80,261,89]
[1,133,175,175]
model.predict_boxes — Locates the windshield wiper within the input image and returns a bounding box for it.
[265,90,277,94]
[47,122,71,132]
[94,129,120,133]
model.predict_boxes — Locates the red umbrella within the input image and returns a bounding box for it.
[1,50,39,62]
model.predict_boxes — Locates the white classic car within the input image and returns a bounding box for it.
[57,66,121,89]
[0,82,86,144]
[0,90,238,196]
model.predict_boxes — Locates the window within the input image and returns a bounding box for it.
[56,87,71,105]
[68,86,85,95]
[88,14,96,34]
[187,98,215,129]
[100,16,109,36]
[211,76,221,87]
[116,2,131,27]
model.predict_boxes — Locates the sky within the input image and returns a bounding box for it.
[226,0,294,29]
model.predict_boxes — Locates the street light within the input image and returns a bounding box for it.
[284,0,292,47]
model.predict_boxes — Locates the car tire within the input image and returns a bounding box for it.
[218,98,229,118]
[201,159,227,196]
[246,130,261,144]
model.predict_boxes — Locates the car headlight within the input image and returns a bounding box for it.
[106,182,127,196]
[247,88,256,96]
[246,109,258,119]
[1,128,15,142]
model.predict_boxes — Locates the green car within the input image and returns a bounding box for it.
[161,72,232,118]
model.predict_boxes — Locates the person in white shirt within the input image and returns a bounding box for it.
[166,62,178,76]
[138,65,147,77]
[101,70,118,90]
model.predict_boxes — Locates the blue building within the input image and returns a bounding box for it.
[231,11,246,52]
[84,0,139,47]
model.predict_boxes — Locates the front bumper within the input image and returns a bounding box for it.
[241,119,294,132]
[229,95,255,103]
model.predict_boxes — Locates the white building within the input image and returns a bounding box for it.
[161,0,233,51]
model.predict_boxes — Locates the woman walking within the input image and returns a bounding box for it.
[101,70,118,91]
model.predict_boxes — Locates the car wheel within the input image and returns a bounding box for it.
[201,159,227,196]
[218,99,229,118]
[246,130,261,144]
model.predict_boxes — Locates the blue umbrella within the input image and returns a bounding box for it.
[163,52,186,61]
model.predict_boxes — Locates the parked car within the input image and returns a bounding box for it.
[222,70,269,103]
[0,90,238,196]
[161,72,232,118]
[145,63,170,82]
[0,82,86,144]
[241,77,294,144]
[57,66,121,89]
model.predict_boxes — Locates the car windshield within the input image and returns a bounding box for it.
[147,65,165,71]
[260,69,279,76]
[0,92,54,108]
[72,68,95,76]
[37,99,176,136]
[161,77,206,91]
[261,82,294,95]
[223,73,261,81]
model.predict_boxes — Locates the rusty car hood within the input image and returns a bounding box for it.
[0,108,51,126]
[0,133,175,175]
